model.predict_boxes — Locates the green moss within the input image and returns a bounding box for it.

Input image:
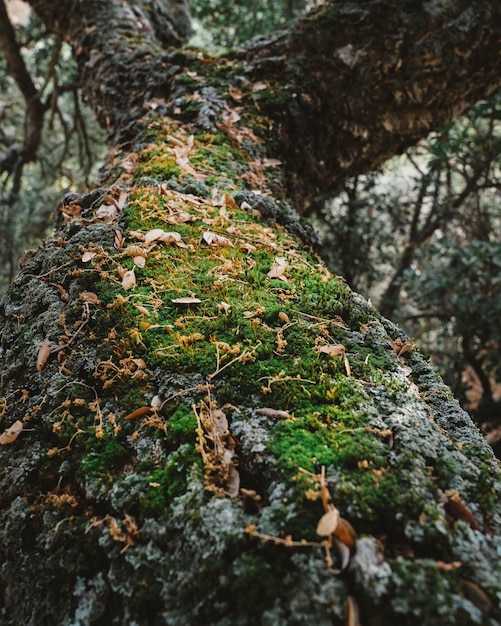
[79,437,129,478]
[140,444,201,516]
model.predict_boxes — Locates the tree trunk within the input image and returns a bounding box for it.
[1,2,501,625]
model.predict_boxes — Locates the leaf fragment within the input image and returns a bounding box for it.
[171,297,202,305]
[317,343,346,356]
[255,407,291,419]
[37,338,51,372]
[0,420,23,445]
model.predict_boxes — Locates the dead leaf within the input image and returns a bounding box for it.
[37,338,51,372]
[171,297,202,305]
[334,517,357,549]
[443,493,480,531]
[317,344,345,356]
[333,536,351,571]
[159,231,186,248]
[122,269,136,291]
[255,408,291,419]
[202,231,232,247]
[81,251,96,263]
[124,406,154,421]
[0,420,24,445]
[144,228,168,244]
[267,263,288,281]
[134,256,146,268]
[316,508,340,537]
[94,204,119,223]
[120,154,138,174]
[228,85,243,102]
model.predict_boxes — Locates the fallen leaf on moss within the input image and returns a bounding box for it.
[317,343,345,356]
[267,258,288,281]
[202,231,232,247]
[255,407,291,419]
[121,269,136,291]
[0,420,24,444]
[171,297,202,305]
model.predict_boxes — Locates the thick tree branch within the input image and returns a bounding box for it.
[240,0,501,209]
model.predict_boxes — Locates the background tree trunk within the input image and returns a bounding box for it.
[0,1,500,624]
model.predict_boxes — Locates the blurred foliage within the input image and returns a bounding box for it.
[314,93,501,426]
[0,10,106,293]
[190,0,306,50]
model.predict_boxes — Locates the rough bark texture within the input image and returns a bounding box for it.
[1,1,501,625]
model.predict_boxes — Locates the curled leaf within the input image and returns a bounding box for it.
[121,269,136,291]
[37,338,51,372]
[255,407,291,419]
[202,231,232,247]
[0,420,24,445]
[316,508,340,537]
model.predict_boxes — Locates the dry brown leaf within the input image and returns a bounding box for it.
[171,297,202,305]
[121,269,136,291]
[334,517,357,549]
[114,230,125,249]
[133,256,146,268]
[159,231,186,248]
[317,344,345,356]
[95,204,119,223]
[202,231,232,247]
[344,354,352,377]
[144,228,167,244]
[128,230,146,241]
[278,311,290,324]
[255,408,291,419]
[316,508,340,537]
[0,420,24,445]
[267,264,287,280]
[124,406,154,421]
[37,338,51,372]
[333,536,351,571]
[81,251,96,263]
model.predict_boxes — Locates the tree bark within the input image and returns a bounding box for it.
[1,2,501,625]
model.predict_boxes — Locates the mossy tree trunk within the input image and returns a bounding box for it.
[0,1,500,624]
